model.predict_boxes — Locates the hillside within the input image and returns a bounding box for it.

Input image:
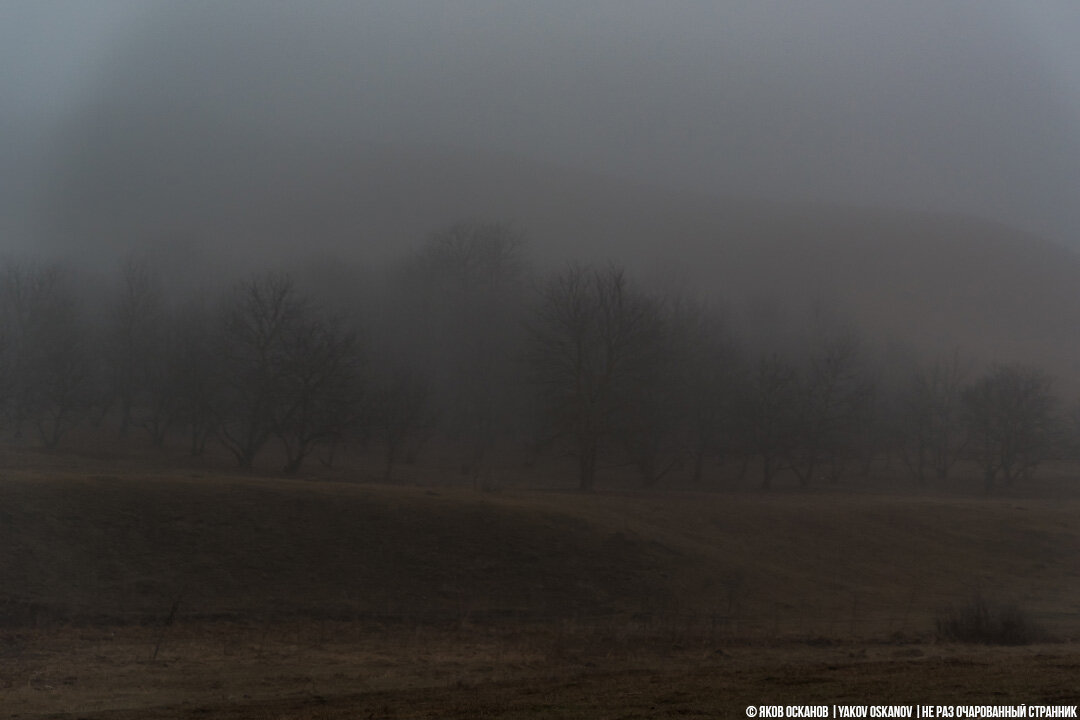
[4,468,1079,640]
[6,467,1080,717]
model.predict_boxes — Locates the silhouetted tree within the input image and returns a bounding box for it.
[172,300,222,455]
[0,261,94,447]
[134,318,182,447]
[615,327,680,487]
[105,255,164,437]
[272,312,364,474]
[785,330,874,486]
[666,296,743,485]
[527,264,664,491]
[896,352,969,485]
[616,295,741,488]
[133,300,222,449]
[1061,401,1080,465]
[370,365,438,482]
[962,364,1058,492]
[217,272,304,468]
[399,221,529,481]
[738,352,798,490]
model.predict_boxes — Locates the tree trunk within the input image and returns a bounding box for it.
[691,449,705,485]
[578,443,597,492]
[384,442,398,483]
[761,454,773,491]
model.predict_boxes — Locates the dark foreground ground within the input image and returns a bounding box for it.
[3,458,1080,717]
[3,622,1080,718]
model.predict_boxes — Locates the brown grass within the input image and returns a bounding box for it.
[4,623,1079,718]
[3,456,1080,716]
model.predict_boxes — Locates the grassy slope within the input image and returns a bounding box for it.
[0,473,672,626]
[3,468,1079,640]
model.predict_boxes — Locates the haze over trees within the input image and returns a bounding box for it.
[6,6,1080,716]
[0,227,1072,495]
[396,221,529,481]
[1,2,1079,497]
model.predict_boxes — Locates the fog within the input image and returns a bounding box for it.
[4,1,1080,263]
[4,2,1080,375]
[7,8,1080,705]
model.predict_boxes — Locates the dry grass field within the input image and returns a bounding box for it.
[3,450,1080,717]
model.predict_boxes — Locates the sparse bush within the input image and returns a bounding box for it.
[935,595,1044,645]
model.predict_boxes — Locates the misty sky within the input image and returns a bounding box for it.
[3,1,1080,260]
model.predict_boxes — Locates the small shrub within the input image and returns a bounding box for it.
[935,595,1043,645]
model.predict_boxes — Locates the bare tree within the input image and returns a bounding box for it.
[527,264,664,491]
[1060,400,1080,465]
[396,221,529,481]
[134,323,181,447]
[370,364,438,482]
[665,296,743,485]
[272,313,364,474]
[785,330,874,486]
[409,220,527,300]
[896,352,969,485]
[615,337,680,487]
[217,273,304,469]
[614,295,741,488]
[172,300,222,456]
[0,261,94,448]
[105,255,164,437]
[962,364,1058,492]
[133,304,204,449]
[738,352,798,490]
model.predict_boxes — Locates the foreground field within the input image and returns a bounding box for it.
[2,460,1080,716]
[4,624,1080,718]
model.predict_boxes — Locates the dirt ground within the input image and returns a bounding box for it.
[3,622,1079,718]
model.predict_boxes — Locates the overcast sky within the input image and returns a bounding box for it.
[3,1,1080,259]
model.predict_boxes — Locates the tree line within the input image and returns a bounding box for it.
[0,222,1072,492]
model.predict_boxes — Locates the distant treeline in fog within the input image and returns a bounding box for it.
[1,221,1074,492]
